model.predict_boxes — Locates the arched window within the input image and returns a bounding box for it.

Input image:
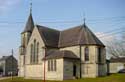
[48,60,50,71]
[85,47,89,61]
[48,60,57,72]
[36,42,39,63]
[54,60,56,71]
[30,44,33,63]
[33,39,36,63]
[98,47,101,63]
[51,60,53,71]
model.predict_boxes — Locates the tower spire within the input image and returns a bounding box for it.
[22,0,34,33]
[83,12,86,25]
[83,18,86,25]
[30,0,32,14]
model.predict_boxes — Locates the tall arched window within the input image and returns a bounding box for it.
[51,60,53,71]
[33,39,36,63]
[98,47,101,63]
[48,60,50,71]
[85,47,89,61]
[54,60,56,71]
[48,60,57,72]
[36,42,39,63]
[30,44,33,63]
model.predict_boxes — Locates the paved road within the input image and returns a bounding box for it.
[0,77,11,80]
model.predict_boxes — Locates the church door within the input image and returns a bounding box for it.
[73,65,76,77]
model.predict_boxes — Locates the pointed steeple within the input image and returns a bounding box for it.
[83,12,86,26]
[22,13,34,33]
[30,0,32,14]
[22,0,34,33]
[83,18,86,26]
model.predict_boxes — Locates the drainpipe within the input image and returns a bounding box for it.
[79,45,82,78]
[11,50,14,80]
[42,47,46,82]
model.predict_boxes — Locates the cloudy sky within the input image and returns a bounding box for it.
[0,0,125,59]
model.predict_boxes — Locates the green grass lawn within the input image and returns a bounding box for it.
[0,74,125,82]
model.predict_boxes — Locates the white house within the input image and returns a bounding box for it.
[109,57,125,73]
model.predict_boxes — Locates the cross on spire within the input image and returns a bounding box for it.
[30,0,32,14]
[83,12,86,25]
[83,18,86,25]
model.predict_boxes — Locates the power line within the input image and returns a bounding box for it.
[88,16,125,21]
[0,15,125,24]
[99,30,125,39]
[97,27,124,37]
[0,16,124,39]
[0,19,124,24]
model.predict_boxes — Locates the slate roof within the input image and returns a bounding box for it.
[110,57,125,63]
[36,24,104,48]
[22,13,34,33]
[37,25,60,48]
[59,24,104,47]
[44,50,80,60]
[0,55,11,61]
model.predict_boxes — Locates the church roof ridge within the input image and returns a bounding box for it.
[36,24,60,32]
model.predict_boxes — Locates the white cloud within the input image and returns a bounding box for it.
[95,32,116,44]
[0,0,21,13]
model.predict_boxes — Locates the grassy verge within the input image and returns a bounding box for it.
[0,74,125,82]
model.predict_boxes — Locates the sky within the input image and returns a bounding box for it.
[0,0,125,59]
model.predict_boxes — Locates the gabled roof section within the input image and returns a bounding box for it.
[59,24,105,47]
[44,50,80,60]
[37,25,60,48]
[22,13,34,33]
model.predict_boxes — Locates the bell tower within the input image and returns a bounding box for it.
[20,1,34,55]
[19,0,34,77]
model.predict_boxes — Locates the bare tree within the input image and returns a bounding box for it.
[106,38,125,58]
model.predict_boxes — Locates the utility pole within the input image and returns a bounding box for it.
[42,47,46,82]
[79,45,82,78]
[11,49,14,80]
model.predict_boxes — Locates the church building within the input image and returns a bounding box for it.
[18,11,107,80]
